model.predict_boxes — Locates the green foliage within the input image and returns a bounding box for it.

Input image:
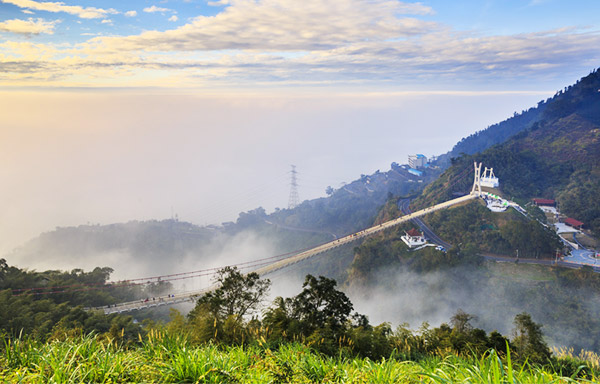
[0,259,150,343]
[189,266,271,323]
[1,333,593,383]
[512,313,552,365]
[417,70,600,236]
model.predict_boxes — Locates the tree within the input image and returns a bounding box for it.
[512,312,551,364]
[290,275,354,334]
[189,266,270,323]
[450,309,475,334]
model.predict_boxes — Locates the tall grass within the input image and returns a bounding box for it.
[1,333,597,383]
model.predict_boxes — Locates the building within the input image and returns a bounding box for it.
[533,198,555,207]
[480,167,499,188]
[408,168,423,177]
[408,154,427,168]
[564,217,584,230]
[401,228,426,248]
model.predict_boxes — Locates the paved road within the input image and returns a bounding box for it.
[398,198,452,249]
[481,253,600,272]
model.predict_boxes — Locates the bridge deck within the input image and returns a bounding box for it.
[97,193,477,314]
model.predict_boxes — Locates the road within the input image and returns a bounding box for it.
[481,253,600,272]
[398,198,452,249]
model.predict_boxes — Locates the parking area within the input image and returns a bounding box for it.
[563,249,598,266]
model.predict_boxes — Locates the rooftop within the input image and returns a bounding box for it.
[565,217,584,227]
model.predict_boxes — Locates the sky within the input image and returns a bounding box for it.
[1,0,600,257]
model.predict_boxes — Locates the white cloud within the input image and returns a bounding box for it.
[168,15,178,22]
[22,9,33,14]
[92,0,436,52]
[143,5,171,13]
[101,19,112,25]
[1,0,116,19]
[1,0,599,90]
[0,17,58,35]
[124,10,137,17]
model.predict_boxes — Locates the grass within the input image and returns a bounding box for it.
[1,332,598,383]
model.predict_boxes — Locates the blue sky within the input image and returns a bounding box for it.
[1,0,599,90]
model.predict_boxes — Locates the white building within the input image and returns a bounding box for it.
[480,167,499,188]
[401,229,426,248]
[408,154,427,169]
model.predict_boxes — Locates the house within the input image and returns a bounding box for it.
[480,167,499,188]
[401,228,426,248]
[533,198,555,207]
[564,217,584,230]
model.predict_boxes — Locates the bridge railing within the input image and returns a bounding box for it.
[96,193,478,314]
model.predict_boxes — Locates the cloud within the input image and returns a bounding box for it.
[168,15,178,22]
[101,19,112,25]
[0,17,58,35]
[124,10,137,17]
[91,0,436,52]
[143,5,172,13]
[1,0,116,19]
[1,0,599,89]
[22,9,33,14]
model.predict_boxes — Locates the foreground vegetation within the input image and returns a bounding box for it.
[1,332,598,383]
[2,266,599,382]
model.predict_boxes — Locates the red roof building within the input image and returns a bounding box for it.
[406,228,422,237]
[564,217,584,229]
[533,198,555,206]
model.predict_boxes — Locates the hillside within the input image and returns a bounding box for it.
[417,68,600,235]
[5,159,441,281]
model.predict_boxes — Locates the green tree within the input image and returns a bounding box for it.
[512,312,551,364]
[290,275,354,334]
[188,266,271,323]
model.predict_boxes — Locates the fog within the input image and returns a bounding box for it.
[346,264,600,351]
[1,90,548,258]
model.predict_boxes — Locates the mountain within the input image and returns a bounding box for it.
[5,159,442,281]
[340,68,600,352]
[419,67,600,235]
[433,68,599,168]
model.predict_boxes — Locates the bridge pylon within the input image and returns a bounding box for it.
[471,161,482,196]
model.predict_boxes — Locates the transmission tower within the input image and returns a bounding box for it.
[288,165,300,209]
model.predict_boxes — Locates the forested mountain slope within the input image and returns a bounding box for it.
[417,68,600,234]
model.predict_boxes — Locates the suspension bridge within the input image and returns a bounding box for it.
[75,161,491,314]
[5,162,487,313]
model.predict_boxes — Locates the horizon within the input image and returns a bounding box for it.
[2,0,600,259]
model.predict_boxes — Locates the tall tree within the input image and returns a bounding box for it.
[512,312,551,363]
[189,266,270,323]
[290,274,353,333]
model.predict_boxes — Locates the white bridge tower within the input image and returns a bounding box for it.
[471,162,500,196]
[471,161,482,196]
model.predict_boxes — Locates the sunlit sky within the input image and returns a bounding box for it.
[1,0,600,257]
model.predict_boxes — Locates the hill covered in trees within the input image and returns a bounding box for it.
[340,68,600,355]
[439,68,600,165]
[5,156,442,283]
[417,68,600,235]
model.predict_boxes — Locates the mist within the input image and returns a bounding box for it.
[1,90,548,258]
[346,263,600,352]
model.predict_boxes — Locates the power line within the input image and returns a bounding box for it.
[288,165,300,209]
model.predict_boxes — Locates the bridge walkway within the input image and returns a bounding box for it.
[97,193,477,314]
